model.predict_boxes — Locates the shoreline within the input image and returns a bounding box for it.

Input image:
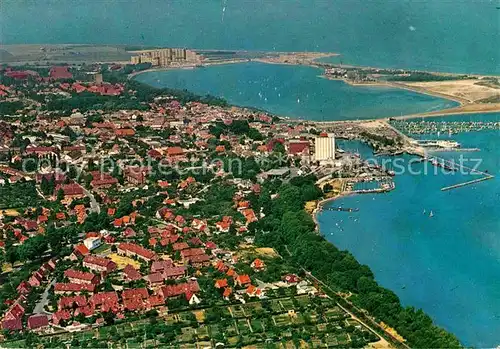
[312,192,352,231]
[391,104,500,120]
[127,59,252,79]
[319,75,468,105]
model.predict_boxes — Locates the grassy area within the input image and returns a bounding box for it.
[230,305,246,318]
[0,209,20,216]
[108,253,141,269]
[92,243,111,254]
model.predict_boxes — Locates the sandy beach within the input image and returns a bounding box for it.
[404,79,500,103]
[392,102,500,120]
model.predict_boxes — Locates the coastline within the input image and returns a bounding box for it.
[391,103,500,120]
[127,59,252,79]
[319,75,468,106]
[312,192,353,231]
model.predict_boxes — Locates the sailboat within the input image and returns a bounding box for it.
[429,210,434,218]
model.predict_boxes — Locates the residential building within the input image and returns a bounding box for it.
[314,133,336,163]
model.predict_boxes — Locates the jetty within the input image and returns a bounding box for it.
[441,176,494,191]
[431,148,480,152]
[429,155,495,191]
[323,207,360,213]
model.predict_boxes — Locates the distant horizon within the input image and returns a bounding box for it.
[1,0,498,74]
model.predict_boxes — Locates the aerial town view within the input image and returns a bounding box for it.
[0,1,499,348]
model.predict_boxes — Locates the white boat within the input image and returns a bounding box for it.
[429,210,434,218]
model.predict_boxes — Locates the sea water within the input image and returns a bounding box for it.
[2,0,498,74]
[135,62,458,121]
[322,113,500,347]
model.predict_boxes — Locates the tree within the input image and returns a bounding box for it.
[57,188,65,202]
[46,226,65,256]
[102,311,115,325]
[18,235,48,261]
[40,176,50,195]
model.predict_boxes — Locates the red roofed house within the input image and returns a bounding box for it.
[90,292,120,313]
[186,254,211,268]
[167,146,184,157]
[91,176,118,189]
[64,269,100,285]
[242,209,258,224]
[49,66,73,80]
[118,242,157,262]
[175,215,186,226]
[71,244,90,260]
[123,227,137,238]
[172,242,189,251]
[162,266,187,280]
[161,280,200,299]
[124,166,150,185]
[54,183,84,199]
[251,258,265,270]
[2,317,22,331]
[4,303,25,321]
[215,220,231,233]
[223,287,232,300]
[148,293,165,308]
[52,310,71,326]
[180,248,204,259]
[288,140,310,155]
[123,264,142,281]
[147,273,164,286]
[205,241,217,250]
[115,128,135,137]
[283,274,300,284]
[17,281,31,295]
[215,279,228,289]
[54,283,96,294]
[122,288,149,311]
[150,260,174,273]
[235,274,252,287]
[191,218,207,231]
[58,295,87,310]
[83,255,117,273]
[27,314,49,330]
[29,271,44,287]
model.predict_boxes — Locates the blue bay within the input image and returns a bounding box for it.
[134,62,458,121]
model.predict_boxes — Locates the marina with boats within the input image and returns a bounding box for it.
[390,119,500,135]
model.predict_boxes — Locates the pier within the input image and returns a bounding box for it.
[323,206,360,212]
[431,148,480,152]
[429,156,495,191]
[441,176,494,191]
